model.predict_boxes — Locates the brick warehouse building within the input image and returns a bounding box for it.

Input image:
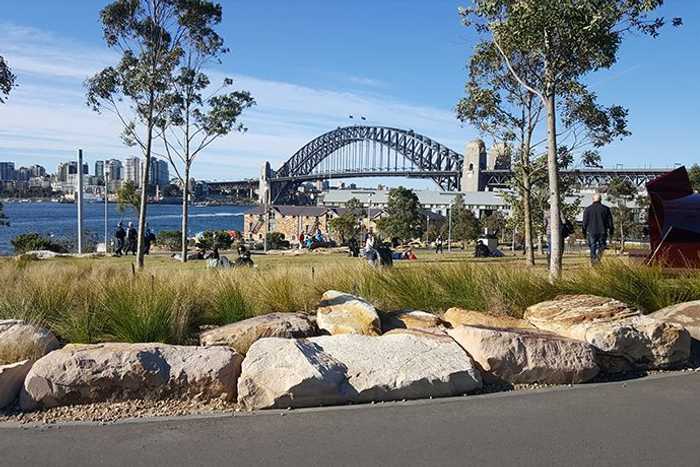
[243,205,345,243]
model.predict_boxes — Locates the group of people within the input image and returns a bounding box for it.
[113,222,156,257]
[298,229,327,249]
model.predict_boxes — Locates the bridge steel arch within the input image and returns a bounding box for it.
[273,126,464,192]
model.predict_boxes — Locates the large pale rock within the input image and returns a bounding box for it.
[650,301,700,360]
[200,312,317,354]
[381,310,445,332]
[525,295,690,370]
[0,319,60,364]
[20,343,242,410]
[238,333,482,410]
[448,326,599,384]
[0,360,32,409]
[316,291,381,336]
[443,308,534,330]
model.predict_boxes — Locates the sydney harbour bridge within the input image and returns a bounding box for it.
[206,125,670,203]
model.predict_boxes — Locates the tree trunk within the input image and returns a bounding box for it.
[522,181,535,266]
[180,165,190,262]
[544,90,562,282]
[136,121,154,270]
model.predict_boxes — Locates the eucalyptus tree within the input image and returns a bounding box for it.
[157,3,254,262]
[607,177,638,252]
[0,56,16,103]
[461,0,678,281]
[457,42,544,265]
[86,0,231,269]
[457,43,629,265]
[0,56,16,226]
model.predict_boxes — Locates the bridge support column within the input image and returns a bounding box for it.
[258,161,271,205]
[461,139,486,192]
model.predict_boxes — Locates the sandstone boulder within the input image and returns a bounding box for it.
[200,312,317,354]
[20,343,242,410]
[0,319,60,364]
[238,333,482,410]
[525,295,690,370]
[448,326,599,384]
[649,301,700,361]
[0,360,32,409]
[316,291,381,336]
[443,308,534,330]
[381,310,445,332]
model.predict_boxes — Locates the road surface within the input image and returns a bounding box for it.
[2,371,699,466]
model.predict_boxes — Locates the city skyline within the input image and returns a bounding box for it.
[0,1,698,186]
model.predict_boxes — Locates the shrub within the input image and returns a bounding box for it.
[11,233,68,254]
[99,276,194,344]
[208,274,254,325]
[195,230,234,251]
[266,232,290,250]
[156,230,183,251]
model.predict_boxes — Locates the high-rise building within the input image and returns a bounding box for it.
[105,159,123,182]
[147,158,170,187]
[29,165,46,178]
[16,166,31,181]
[0,162,16,181]
[124,157,141,187]
[95,161,105,179]
[56,161,88,182]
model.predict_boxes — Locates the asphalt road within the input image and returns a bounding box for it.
[2,371,699,467]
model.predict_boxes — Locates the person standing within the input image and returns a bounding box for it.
[126,222,138,256]
[583,193,614,265]
[144,225,155,255]
[435,235,444,254]
[114,222,126,257]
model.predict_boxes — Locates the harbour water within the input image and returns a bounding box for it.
[0,201,249,255]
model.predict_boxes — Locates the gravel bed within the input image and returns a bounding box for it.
[0,397,238,426]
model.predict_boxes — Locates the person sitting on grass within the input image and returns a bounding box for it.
[474,240,491,258]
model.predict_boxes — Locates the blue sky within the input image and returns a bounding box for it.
[0,0,698,185]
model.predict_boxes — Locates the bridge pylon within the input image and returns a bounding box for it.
[259,161,271,205]
[461,139,486,192]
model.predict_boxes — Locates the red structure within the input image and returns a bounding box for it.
[646,167,700,267]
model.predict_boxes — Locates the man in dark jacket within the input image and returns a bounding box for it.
[126,222,138,256]
[114,222,126,256]
[583,193,614,264]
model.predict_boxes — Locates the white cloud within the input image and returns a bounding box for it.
[0,23,475,183]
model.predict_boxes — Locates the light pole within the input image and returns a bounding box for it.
[76,149,84,254]
[447,202,453,253]
[104,161,109,254]
[367,192,373,235]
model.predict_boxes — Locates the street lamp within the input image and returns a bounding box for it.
[447,201,453,253]
[104,161,109,254]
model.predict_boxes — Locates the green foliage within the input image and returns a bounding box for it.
[376,187,423,241]
[451,194,480,243]
[156,230,183,251]
[688,164,700,193]
[461,0,673,279]
[0,55,16,104]
[329,197,363,243]
[100,278,192,344]
[559,260,691,313]
[209,275,254,325]
[195,230,233,250]
[266,232,290,249]
[11,233,68,254]
[116,180,141,215]
[481,211,507,237]
[607,177,640,249]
